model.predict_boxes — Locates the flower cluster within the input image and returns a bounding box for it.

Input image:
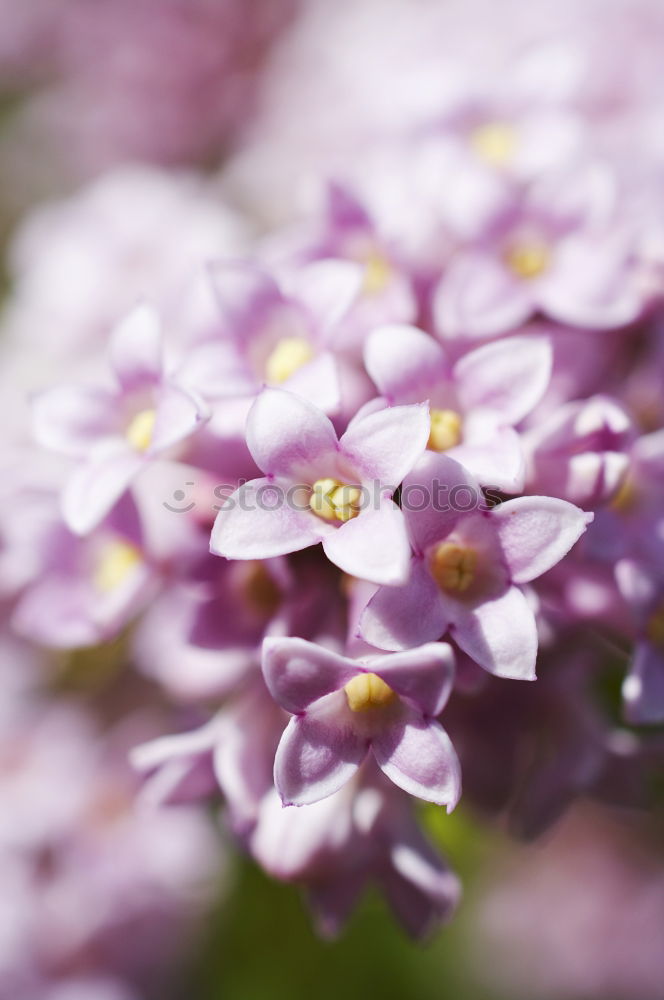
[0,0,663,984]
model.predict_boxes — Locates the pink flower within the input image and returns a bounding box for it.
[211,387,429,585]
[32,303,209,534]
[360,452,592,679]
[434,164,645,339]
[11,492,156,648]
[179,258,363,414]
[365,324,552,491]
[523,394,634,506]
[262,636,461,808]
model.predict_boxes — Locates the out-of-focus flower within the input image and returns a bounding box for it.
[33,303,209,534]
[0,700,223,998]
[472,806,664,1000]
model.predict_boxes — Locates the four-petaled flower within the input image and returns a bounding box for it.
[360,452,593,679]
[32,303,209,534]
[262,637,461,809]
[211,387,430,585]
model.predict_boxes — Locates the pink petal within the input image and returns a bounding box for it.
[262,637,359,714]
[283,351,341,415]
[402,452,482,555]
[150,383,209,454]
[12,577,104,648]
[251,786,355,881]
[450,585,538,680]
[433,252,534,340]
[209,261,283,341]
[62,442,143,535]
[291,259,363,337]
[455,335,552,425]
[492,495,592,584]
[369,642,455,716]
[539,233,644,329]
[274,697,368,806]
[176,340,256,399]
[339,402,430,487]
[32,384,118,457]
[109,302,163,389]
[372,713,461,809]
[246,388,339,480]
[359,561,448,651]
[309,872,365,939]
[363,325,447,403]
[210,476,331,560]
[322,498,411,585]
[131,718,222,774]
[449,424,525,493]
[384,835,461,939]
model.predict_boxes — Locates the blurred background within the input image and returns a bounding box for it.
[0,3,662,999]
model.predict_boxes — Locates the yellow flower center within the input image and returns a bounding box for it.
[264,337,314,384]
[429,541,477,593]
[125,408,156,452]
[362,251,392,295]
[428,409,463,452]
[344,672,396,712]
[310,478,362,523]
[470,121,518,167]
[504,242,550,280]
[94,540,142,592]
[646,605,664,648]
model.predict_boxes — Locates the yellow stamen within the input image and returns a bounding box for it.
[264,337,314,384]
[470,121,517,167]
[428,409,463,452]
[344,672,396,712]
[362,251,392,295]
[310,478,362,523]
[94,540,142,592]
[646,605,664,647]
[126,408,156,452]
[429,541,477,593]
[505,242,550,280]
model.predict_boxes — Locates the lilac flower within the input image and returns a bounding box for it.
[434,164,645,340]
[178,258,363,415]
[523,395,634,506]
[406,55,586,244]
[360,452,592,678]
[251,770,461,940]
[211,387,429,585]
[262,183,418,353]
[309,783,461,940]
[32,302,209,534]
[11,491,156,649]
[262,636,460,808]
[365,324,552,491]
